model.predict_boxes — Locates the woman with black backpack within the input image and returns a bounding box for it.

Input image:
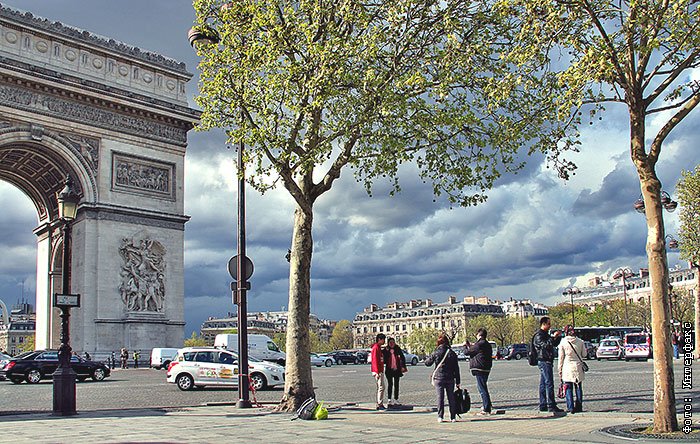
[425,333,461,423]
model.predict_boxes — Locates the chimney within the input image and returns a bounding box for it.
[447,295,456,304]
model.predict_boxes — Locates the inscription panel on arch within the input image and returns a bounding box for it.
[111,152,175,200]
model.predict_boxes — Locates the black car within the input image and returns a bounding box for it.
[354,350,368,364]
[327,351,360,365]
[0,350,111,384]
[505,343,529,360]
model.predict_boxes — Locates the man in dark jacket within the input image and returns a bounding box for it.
[533,316,563,412]
[465,328,493,414]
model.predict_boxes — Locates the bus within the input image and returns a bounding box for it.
[572,326,644,345]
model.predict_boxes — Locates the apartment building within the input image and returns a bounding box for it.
[352,296,504,348]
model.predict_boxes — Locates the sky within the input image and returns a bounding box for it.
[0,1,698,338]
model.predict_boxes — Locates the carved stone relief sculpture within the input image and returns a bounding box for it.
[118,236,166,313]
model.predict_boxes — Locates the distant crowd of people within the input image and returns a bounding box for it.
[369,315,591,421]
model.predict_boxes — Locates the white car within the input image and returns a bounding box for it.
[166,347,284,391]
[310,353,334,367]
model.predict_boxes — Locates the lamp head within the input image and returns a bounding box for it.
[57,176,80,221]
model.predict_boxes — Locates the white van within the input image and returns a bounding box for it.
[214,334,286,365]
[150,348,179,370]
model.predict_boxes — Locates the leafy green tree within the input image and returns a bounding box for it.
[191,0,557,410]
[405,327,440,357]
[18,335,34,353]
[272,332,287,352]
[310,331,332,353]
[677,166,700,359]
[496,0,699,430]
[183,331,207,347]
[329,320,353,351]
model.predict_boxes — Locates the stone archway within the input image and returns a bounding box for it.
[0,6,197,357]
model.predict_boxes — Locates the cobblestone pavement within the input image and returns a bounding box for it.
[0,358,695,415]
[0,403,689,444]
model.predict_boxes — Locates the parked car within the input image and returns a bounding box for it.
[310,353,333,367]
[0,352,12,380]
[354,350,369,364]
[583,341,597,360]
[403,352,419,366]
[596,338,625,360]
[326,351,360,365]
[505,343,528,360]
[166,347,284,391]
[0,350,110,384]
[150,348,179,370]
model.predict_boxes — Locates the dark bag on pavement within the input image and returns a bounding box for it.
[527,334,538,366]
[454,388,471,415]
[292,397,319,420]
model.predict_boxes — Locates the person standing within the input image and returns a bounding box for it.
[133,350,140,368]
[672,331,680,359]
[383,337,407,405]
[425,333,461,423]
[83,351,91,361]
[110,351,116,370]
[120,347,128,369]
[370,333,387,410]
[465,328,493,415]
[558,325,586,414]
[533,316,563,413]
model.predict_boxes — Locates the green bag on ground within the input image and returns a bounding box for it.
[314,401,328,420]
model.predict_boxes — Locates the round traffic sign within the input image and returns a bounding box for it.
[227,255,254,281]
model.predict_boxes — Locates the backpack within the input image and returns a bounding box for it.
[292,397,319,420]
[527,333,538,366]
[454,387,471,415]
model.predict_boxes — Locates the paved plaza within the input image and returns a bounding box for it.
[0,359,696,443]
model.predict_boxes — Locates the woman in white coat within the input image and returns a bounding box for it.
[558,325,586,413]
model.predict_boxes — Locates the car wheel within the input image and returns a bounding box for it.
[596,357,600,361]
[10,377,23,384]
[92,368,107,381]
[250,373,267,391]
[176,373,194,391]
[26,369,42,384]
[411,357,418,366]
[354,358,360,364]
[514,353,522,360]
[324,359,332,367]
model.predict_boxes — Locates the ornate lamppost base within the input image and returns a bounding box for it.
[52,367,78,416]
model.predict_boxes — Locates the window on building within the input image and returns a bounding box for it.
[402,325,406,331]
[379,326,383,332]
[418,323,422,328]
[372,327,377,333]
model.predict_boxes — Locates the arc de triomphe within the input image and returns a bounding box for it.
[0,6,197,355]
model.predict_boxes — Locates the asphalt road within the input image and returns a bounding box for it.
[0,358,695,414]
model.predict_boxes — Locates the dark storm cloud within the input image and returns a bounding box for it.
[3,1,698,337]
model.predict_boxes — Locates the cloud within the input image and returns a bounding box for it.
[2,0,699,339]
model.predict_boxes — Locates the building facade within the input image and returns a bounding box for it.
[570,266,697,307]
[200,310,337,345]
[352,296,505,348]
[0,300,35,355]
[501,299,549,318]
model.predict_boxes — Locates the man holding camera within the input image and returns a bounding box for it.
[533,316,563,412]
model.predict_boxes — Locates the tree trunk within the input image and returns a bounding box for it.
[277,204,315,412]
[632,108,678,431]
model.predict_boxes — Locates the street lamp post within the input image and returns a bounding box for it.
[518,302,525,343]
[613,267,636,326]
[188,24,253,409]
[562,287,581,328]
[53,176,80,416]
